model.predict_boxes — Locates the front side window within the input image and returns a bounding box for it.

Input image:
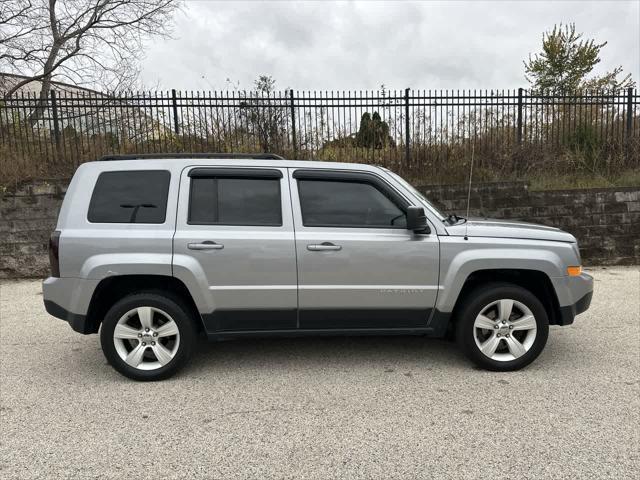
[189,177,282,226]
[297,179,406,228]
[88,170,170,223]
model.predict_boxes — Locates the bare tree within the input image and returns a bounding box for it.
[1,0,182,103]
[237,75,290,153]
[0,1,47,89]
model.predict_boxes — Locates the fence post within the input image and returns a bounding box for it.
[171,89,179,135]
[516,87,523,145]
[405,87,410,165]
[626,87,633,140]
[50,90,61,158]
[626,87,634,161]
[290,89,297,157]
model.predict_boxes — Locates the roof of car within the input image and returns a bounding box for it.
[94,153,380,171]
[98,153,286,161]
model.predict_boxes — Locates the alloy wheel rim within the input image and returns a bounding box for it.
[473,299,537,362]
[113,306,180,371]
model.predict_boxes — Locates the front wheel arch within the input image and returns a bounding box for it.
[449,269,562,328]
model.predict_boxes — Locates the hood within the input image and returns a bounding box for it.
[445,217,576,243]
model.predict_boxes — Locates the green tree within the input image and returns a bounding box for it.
[524,23,634,92]
[355,111,394,149]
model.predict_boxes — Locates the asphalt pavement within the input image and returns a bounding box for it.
[0,267,638,479]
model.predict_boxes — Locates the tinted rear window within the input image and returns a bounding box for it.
[88,170,170,223]
[189,177,282,226]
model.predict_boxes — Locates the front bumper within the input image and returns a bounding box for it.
[558,290,593,326]
[554,272,594,326]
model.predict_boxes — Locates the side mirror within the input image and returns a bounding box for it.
[406,206,430,234]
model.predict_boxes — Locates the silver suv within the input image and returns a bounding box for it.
[43,154,593,380]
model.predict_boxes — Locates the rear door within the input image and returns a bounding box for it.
[173,166,297,332]
[289,168,440,330]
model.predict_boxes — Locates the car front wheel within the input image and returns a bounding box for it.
[456,283,549,371]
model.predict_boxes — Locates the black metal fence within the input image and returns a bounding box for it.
[1,88,638,184]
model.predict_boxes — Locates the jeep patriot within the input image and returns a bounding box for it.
[43,154,593,380]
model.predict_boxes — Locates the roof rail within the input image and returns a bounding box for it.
[97,153,285,161]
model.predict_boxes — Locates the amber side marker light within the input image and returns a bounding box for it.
[567,266,582,276]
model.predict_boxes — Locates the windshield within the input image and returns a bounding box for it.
[383,169,446,220]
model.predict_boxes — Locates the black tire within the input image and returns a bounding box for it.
[100,291,197,381]
[455,283,549,371]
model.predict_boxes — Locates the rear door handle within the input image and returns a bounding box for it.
[188,241,224,250]
[307,242,342,251]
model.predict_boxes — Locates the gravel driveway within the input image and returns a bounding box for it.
[1,267,638,479]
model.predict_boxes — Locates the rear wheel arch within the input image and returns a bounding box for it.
[85,275,203,334]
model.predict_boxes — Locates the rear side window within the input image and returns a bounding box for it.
[297,179,406,228]
[88,170,170,223]
[189,177,282,226]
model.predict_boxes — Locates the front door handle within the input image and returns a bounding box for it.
[307,242,342,251]
[188,241,224,251]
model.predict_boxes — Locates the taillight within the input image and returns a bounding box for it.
[48,230,61,277]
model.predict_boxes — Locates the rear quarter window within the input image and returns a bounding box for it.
[87,170,170,223]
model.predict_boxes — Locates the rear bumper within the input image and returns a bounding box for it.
[44,299,92,334]
[42,277,99,334]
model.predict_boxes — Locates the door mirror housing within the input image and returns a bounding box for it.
[406,206,430,233]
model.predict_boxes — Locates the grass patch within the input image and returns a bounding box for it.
[528,169,640,191]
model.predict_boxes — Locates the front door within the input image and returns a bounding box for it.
[289,168,440,330]
[173,166,297,332]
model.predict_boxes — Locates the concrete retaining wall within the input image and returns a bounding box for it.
[1,178,638,278]
[1,179,68,278]
[419,181,639,266]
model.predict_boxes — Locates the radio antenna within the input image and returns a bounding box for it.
[464,141,475,241]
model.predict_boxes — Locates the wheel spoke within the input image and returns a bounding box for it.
[505,336,527,358]
[125,344,147,367]
[153,343,173,366]
[137,307,154,330]
[480,334,501,357]
[498,299,514,322]
[475,314,496,330]
[156,320,179,338]
[114,324,141,340]
[511,314,536,331]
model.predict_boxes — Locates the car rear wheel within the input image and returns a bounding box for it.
[100,292,196,381]
[456,283,549,371]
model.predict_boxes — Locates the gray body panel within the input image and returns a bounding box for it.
[436,235,590,312]
[42,156,593,337]
[446,218,577,243]
[172,166,298,316]
[55,161,179,279]
[288,168,440,321]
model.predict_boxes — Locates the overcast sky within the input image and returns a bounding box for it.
[139,0,640,91]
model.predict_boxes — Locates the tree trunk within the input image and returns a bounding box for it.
[27,43,61,125]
